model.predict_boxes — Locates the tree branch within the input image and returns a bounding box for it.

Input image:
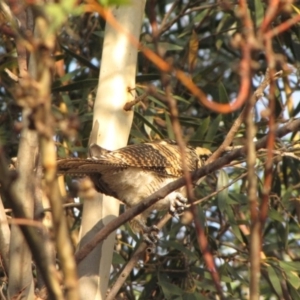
[75,118,300,264]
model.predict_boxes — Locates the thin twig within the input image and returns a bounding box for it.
[246,92,260,299]
[159,0,180,30]
[162,72,224,297]
[4,68,19,82]
[192,172,248,206]
[123,92,148,111]
[34,17,79,300]
[264,13,300,39]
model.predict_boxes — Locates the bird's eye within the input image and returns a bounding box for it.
[200,154,211,162]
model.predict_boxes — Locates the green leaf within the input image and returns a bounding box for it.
[61,44,99,71]
[218,82,229,104]
[279,261,300,272]
[197,205,206,228]
[226,207,245,243]
[182,293,207,300]
[286,270,300,289]
[203,114,222,147]
[217,169,229,212]
[145,42,183,52]
[193,9,210,23]
[158,273,184,299]
[267,265,283,297]
[98,0,131,6]
[174,94,194,104]
[130,129,147,140]
[52,67,85,89]
[229,192,248,205]
[134,110,164,138]
[136,74,161,82]
[147,95,168,108]
[165,112,175,140]
[253,0,265,28]
[191,116,210,141]
[112,252,125,264]
[45,1,83,32]
[287,282,300,299]
[268,209,284,222]
[52,79,98,92]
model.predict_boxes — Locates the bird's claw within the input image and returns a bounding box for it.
[169,193,187,217]
[143,225,159,253]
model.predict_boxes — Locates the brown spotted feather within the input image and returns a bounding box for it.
[57,140,211,233]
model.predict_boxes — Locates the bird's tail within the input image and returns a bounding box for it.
[57,144,112,175]
[57,158,95,175]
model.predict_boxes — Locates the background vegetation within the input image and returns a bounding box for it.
[1,0,300,299]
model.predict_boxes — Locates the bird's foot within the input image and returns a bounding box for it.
[142,225,159,253]
[130,218,159,253]
[169,192,188,217]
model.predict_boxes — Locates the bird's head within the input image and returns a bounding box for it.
[195,147,212,164]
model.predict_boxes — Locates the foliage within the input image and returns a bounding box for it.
[1,0,300,299]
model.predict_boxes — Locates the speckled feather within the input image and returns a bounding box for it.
[57,140,211,233]
[57,140,210,177]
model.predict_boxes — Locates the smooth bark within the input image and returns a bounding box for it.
[77,1,146,299]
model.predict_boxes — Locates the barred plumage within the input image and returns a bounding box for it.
[57,140,211,233]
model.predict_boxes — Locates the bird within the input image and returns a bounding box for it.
[57,140,211,242]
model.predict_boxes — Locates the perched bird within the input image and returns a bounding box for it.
[57,140,211,240]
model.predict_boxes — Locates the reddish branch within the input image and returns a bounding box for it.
[260,39,276,230]
[209,69,283,162]
[84,0,251,114]
[162,75,223,296]
[259,0,280,33]
[265,13,300,39]
[86,0,298,115]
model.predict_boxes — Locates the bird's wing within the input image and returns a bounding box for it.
[57,140,210,177]
[87,141,195,177]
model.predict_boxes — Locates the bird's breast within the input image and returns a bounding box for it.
[95,167,177,207]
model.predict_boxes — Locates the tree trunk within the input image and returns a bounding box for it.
[77,1,146,299]
[7,6,36,299]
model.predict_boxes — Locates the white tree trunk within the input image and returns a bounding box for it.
[77,1,146,299]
